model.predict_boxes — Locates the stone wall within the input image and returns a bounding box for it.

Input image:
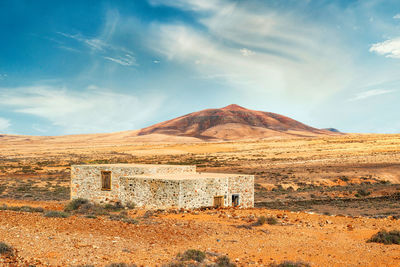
[228,175,254,207]
[119,177,180,209]
[71,164,195,204]
[178,177,229,209]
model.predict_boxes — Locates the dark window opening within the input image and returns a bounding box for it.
[232,194,240,207]
[101,171,111,190]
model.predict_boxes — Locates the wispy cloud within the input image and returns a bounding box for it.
[240,48,255,56]
[55,10,137,67]
[348,89,395,101]
[394,14,400,19]
[57,31,138,66]
[0,117,10,132]
[103,54,137,66]
[0,74,7,80]
[57,32,108,52]
[370,37,400,58]
[0,86,164,134]
[148,0,353,104]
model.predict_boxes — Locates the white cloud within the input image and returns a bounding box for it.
[0,118,10,132]
[153,60,160,64]
[240,48,255,56]
[148,0,354,104]
[370,38,400,58]
[0,86,164,134]
[394,14,400,19]
[348,89,395,101]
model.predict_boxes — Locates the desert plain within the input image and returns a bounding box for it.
[1,132,400,266]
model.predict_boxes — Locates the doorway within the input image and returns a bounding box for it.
[213,196,224,208]
[232,194,240,207]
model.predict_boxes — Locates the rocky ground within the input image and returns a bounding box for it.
[1,200,400,266]
[1,134,400,266]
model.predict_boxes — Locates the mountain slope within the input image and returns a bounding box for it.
[139,104,337,140]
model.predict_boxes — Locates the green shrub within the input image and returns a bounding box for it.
[180,249,206,262]
[356,189,370,197]
[109,212,138,224]
[252,216,278,226]
[104,202,123,212]
[367,230,400,245]
[269,261,311,267]
[0,242,13,256]
[162,262,184,267]
[105,263,137,267]
[266,216,278,225]
[20,206,44,213]
[253,216,267,226]
[0,205,43,213]
[126,201,136,209]
[216,255,236,267]
[44,211,69,218]
[64,198,89,212]
[76,203,109,216]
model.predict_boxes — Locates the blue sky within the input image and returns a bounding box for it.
[0,0,400,135]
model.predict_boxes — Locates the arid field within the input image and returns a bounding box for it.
[1,133,400,266]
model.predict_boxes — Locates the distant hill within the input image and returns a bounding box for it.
[138,104,338,140]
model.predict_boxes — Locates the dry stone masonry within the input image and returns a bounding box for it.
[71,164,254,209]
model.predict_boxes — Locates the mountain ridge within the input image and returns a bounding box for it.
[138,104,338,140]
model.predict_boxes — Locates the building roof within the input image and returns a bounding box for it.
[72,163,195,168]
[124,172,252,180]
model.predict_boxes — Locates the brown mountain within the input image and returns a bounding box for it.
[138,104,338,140]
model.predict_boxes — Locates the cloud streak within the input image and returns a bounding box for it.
[103,54,137,66]
[0,86,164,134]
[348,89,395,101]
[55,10,137,67]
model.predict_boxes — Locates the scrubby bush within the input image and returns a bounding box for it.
[104,202,123,212]
[109,212,138,224]
[0,242,13,256]
[0,205,44,213]
[126,201,136,209]
[367,230,400,245]
[253,216,278,226]
[253,216,267,226]
[356,189,370,197]
[20,206,44,213]
[105,263,137,267]
[44,210,69,218]
[266,216,278,225]
[64,198,89,212]
[162,262,185,267]
[216,255,236,267]
[179,249,206,262]
[269,261,311,267]
[77,203,109,216]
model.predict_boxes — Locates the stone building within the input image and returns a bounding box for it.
[70,164,254,209]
